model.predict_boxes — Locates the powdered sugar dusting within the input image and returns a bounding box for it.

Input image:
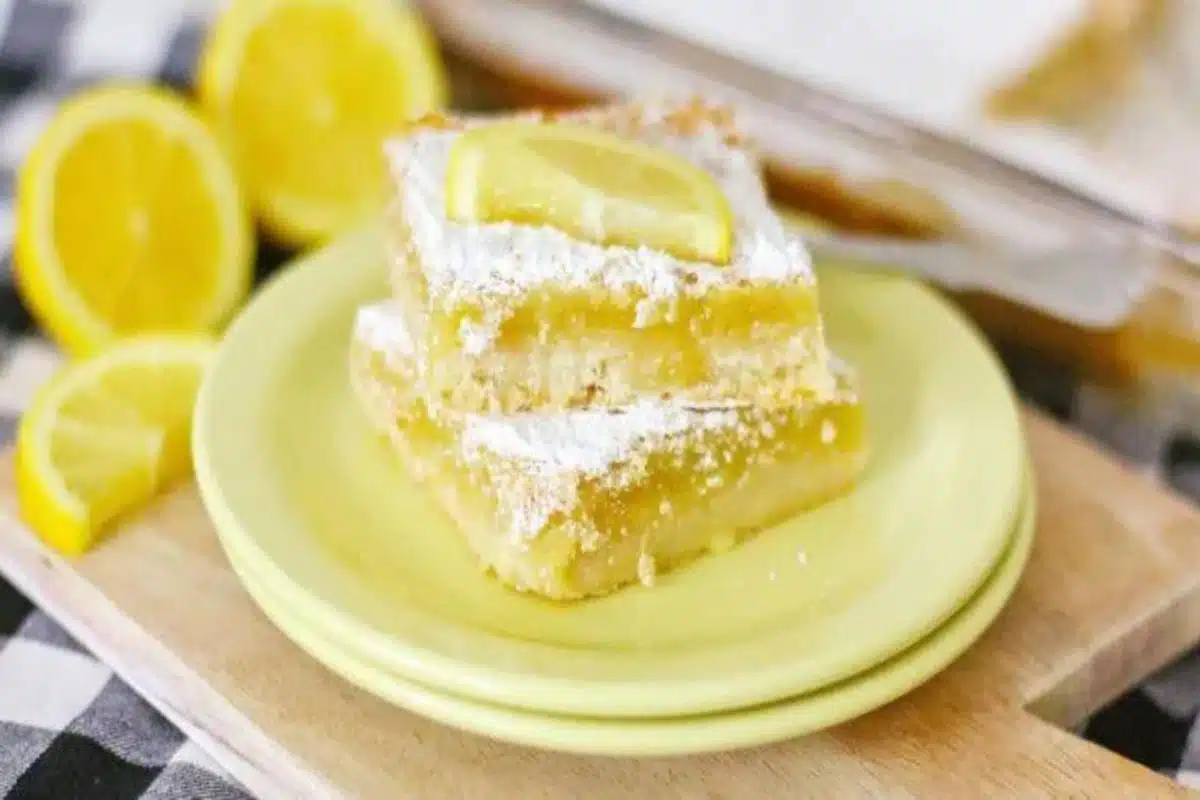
[357,302,415,356]
[384,102,813,323]
[461,401,740,478]
[459,399,740,545]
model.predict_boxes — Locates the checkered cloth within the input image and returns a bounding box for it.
[0,1,1199,798]
[0,571,249,798]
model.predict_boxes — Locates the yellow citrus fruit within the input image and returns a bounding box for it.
[15,336,216,556]
[14,85,252,359]
[198,0,448,247]
[446,121,734,264]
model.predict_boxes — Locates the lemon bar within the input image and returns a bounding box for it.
[383,99,835,412]
[349,301,867,600]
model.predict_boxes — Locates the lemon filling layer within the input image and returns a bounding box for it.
[350,301,867,600]
[389,244,829,414]
[383,100,832,410]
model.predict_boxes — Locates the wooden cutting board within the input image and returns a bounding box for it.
[1,409,1200,797]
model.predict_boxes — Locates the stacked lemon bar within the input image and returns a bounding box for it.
[349,98,869,600]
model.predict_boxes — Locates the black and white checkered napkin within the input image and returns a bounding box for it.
[0,2,1199,798]
[0,585,250,798]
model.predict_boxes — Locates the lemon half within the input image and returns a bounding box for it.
[199,0,448,246]
[15,85,252,358]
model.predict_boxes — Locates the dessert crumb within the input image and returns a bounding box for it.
[768,570,777,582]
[820,419,837,444]
[796,549,808,566]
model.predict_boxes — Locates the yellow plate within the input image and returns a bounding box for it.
[218,464,1034,756]
[194,222,1026,719]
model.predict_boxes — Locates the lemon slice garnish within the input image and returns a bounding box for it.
[446,122,734,264]
[15,336,216,555]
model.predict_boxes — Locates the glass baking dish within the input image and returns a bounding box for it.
[421,0,1200,445]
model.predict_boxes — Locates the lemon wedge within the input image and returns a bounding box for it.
[446,121,734,264]
[14,85,252,359]
[198,0,448,247]
[15,336,216,556]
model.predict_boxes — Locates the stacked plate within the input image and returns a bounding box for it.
[194,222,1034,757]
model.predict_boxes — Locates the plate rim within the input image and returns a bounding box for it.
[218,463,1036,756]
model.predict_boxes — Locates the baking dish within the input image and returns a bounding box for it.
[421,0,1200,448]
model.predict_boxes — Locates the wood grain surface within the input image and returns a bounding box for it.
[1,409,1199,797]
